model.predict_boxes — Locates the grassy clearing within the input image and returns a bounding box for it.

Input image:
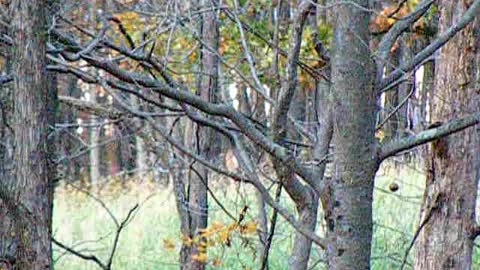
[51,163,480,269]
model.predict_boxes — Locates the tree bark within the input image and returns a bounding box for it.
[288,195,319,270]
[325,1,377,269]
[413,1,480,269]
[88,0,101,184]
[183,1,220,269]
[0,0,53,269]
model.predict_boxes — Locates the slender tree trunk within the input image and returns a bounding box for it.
[325,1,377,269]
[184,1,220,269]
[413,1,479,269]
[288,196,319,270]
[236,86,270,266]
[383,48,400,140]
[288,80,332,270]
[0,1,53,269]
[88,86,101,183]
[133,97,148,177]
[88,0,100,184]
[397,37,413,137]
[286,8,333,270]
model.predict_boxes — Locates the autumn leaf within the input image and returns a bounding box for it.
[218,228,231,243]
[163,238,176,250]
[240,221,257,235]
[192,252,208,262]
[180,234,193,246]
[212,258,223,266]
[375,130,385,141]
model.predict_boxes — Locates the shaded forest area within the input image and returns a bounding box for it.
[0,0,480,269]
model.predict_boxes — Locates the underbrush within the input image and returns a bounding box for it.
[52,162,480,269]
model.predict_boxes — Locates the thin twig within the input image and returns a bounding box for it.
[52,237,108,270]
[260,183,283,270]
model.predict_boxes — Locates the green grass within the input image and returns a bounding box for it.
[51,163,480,269]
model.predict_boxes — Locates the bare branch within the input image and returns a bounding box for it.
[106,204,139,269]
[260,183,282,270]
[399,192,444,270]
[52,238,108,270]
[379,112,480,160]
[105,81,327,249]
[375,0,435,84]
[221,7,325,80]
[231,135,327,248]
[231,0,273,103]
[52,192,139,270]
[379,0,480,92]
[273,0,313,142]
[59,95,123,119]
[376,83,415,131]
[0,74,12,85]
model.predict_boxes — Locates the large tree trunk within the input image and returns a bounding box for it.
[413,1,480,269]
[0,43,15,270]
[0,0,53,269]
[325,1,377,269]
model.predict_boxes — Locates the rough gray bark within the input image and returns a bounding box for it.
[325,1,377,269]
[0,0,53,269]
[413,1,480,269]
[0,42,15,270]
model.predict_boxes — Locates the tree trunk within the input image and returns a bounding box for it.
[88,85,101,183]
[396,37,413,137]
[183,1,220,269]
[0,47,15,270]
[325,1,377,269]
[133,97,148,177]
[413,1,479,269]
[0,0,53,269]
[288,196,319,270]
[288,75,333,270]
[88,0,101,184]
[383,47,400,140]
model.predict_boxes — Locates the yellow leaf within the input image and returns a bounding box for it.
[192,252,208,262]
[211,221,225,230]
[180,234,193,246]
[197,241,208,252]
[240,221,257,235]
[212,258,223,266]
[163,238,176,250]
[375,130,385,141]
[218,229,230,243]
[200,227,215,238]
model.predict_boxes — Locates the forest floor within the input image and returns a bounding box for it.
[52,160,480,270]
